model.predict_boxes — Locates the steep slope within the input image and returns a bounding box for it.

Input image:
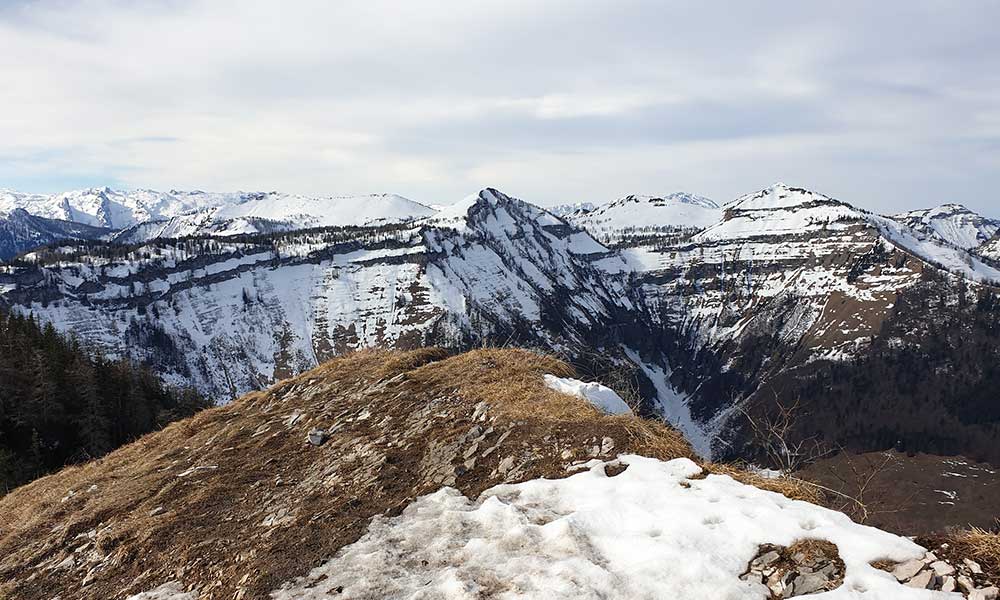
[893,204,1000,251]
[0,189,664,409]
[3,184,999,464]
[978,235,1000,263]
[0,209,110,260]
[566,192,721,244]
[0,348,973,600]
[622,183,1000,461]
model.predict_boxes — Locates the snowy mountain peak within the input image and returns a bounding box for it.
[724,183,849,212]
[0,187,437,243]
[563,191,722,243]
[893,203,1000,250]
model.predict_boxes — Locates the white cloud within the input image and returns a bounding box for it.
[1,0,999,215]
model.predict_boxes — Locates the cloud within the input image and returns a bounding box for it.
[1,0,999,215]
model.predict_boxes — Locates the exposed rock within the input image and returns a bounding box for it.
[893,559,926,581]
[742,541,845,598]
[970,587,999,600]
[966,559,985,575]
[941,576,957,593]
[904,569,935,589]
[306,429,328,446]
[931,560,956,577]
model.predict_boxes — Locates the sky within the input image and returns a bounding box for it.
[1,1,999,216]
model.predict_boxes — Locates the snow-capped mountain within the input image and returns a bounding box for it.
[0,188,436,244]
[564,192,721,244]
[2,183,999,463]
[0,187,232,229]
[0,209,110,260]
[893,203,1000,251]
[547,201,596,218]
[0,189,663,408]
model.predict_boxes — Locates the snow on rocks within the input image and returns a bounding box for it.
[269,455,944,599]
[543,374,633,415]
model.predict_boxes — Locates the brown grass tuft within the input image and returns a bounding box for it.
[950,528,1000,576]
[709,464,825,504]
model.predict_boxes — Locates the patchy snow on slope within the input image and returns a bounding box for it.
[568,192,721,243]
[270,455,943,600]
[622,347,713,458]
[126,581,197,600]
[893,204,1000,251]
[543,374,632,415]
[873,215,1000,284]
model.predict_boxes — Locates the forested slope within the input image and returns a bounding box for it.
[0,310,208,493]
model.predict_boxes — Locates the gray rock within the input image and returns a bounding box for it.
[970,587,999,600]
[904,570,935,589]
[893,559,926,582]
[940,576,957,593]
[930,560,956,577]
[788,571,828,596]
[753,551,781,569]
[965,559,985,575]
[148,506,165,517]
[306,429,327,446]
[959,575,978,594]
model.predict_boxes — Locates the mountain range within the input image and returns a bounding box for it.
[1,183,999,463]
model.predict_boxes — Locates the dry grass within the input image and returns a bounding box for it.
[407,348,694,461]
[950,528,1000,576]
[707,463,825,504]
[788,538,840,562]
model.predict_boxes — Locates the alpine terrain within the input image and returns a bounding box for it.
[2,183,999,464]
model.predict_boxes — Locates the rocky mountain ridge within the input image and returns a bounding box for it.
[1,184,999,463]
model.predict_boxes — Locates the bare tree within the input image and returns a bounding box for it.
[739,396,831,473]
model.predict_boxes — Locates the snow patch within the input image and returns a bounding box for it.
[543,374,632,415]
[126,582,197,600]
[270,455,938,599]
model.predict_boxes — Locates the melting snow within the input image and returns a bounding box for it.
[543,375,632,415]
[126,582,197,600]
[270,455,944,599]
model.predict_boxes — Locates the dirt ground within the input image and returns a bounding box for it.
[797,450,1000,536]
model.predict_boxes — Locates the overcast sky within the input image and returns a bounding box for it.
[2,1,999,215]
